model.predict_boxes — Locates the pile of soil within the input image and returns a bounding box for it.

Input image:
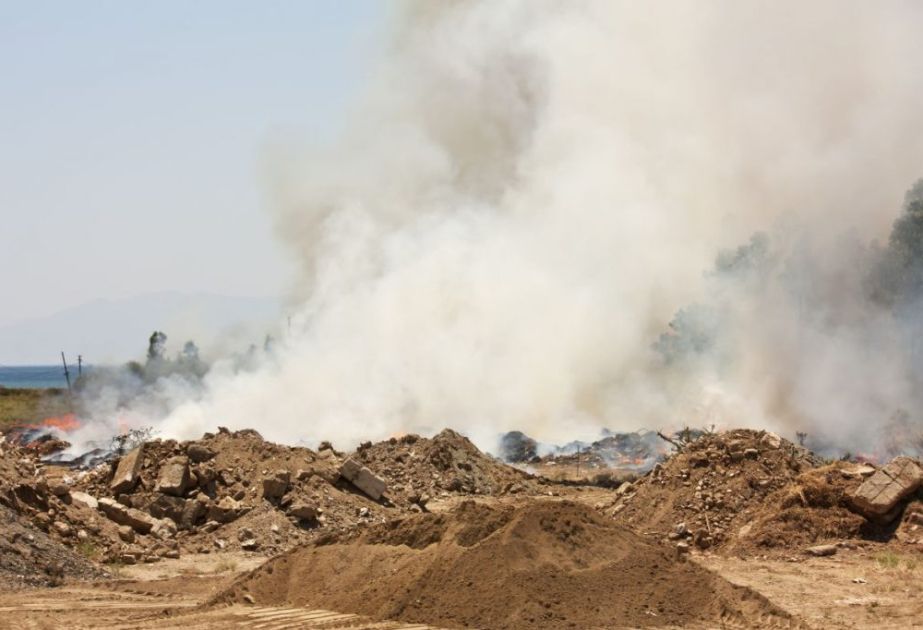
[0,504,105,588]
[610,429,821,550]
[729,462,873,553]
[353,429,542,500]
[218,500,806,630]
[0,440,107,587]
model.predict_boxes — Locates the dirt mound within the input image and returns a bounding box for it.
[0,441,107,587]
[0,504,105,588]
[730,462,874,553]
[219,500,805,630]
[353,429,542,501]
[610,429,820,551]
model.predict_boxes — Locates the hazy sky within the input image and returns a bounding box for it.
[0,1,386,329]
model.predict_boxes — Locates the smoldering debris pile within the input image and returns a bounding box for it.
[218,500,804,630]
[499,429,669,472]
[609,429,923,555]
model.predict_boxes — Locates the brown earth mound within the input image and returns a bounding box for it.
[730,462,875,553]
[0,441,107,587]
[609,429,820,551]
[218,500,806,630]
[0,504,105,588]
[353,429,542,500]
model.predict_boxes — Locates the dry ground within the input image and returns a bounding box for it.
[4,491,917,629]
[698,546,923,629]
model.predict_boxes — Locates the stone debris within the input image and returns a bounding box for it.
[339,458,387,501]
[109,445,144,494]
[155,456,190,496]
[805,544,838,557]
[850,457,923,520]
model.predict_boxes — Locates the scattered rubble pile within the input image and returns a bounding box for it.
[62,428,407,564]
[608,429,822,550]
[0,425,554,575]
[610,429,923,555]
[352,429,542,501]
[218,500,804,630]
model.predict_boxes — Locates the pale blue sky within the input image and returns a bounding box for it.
[0,1,387,329]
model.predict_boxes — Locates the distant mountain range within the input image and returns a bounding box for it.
[0,292,283,365]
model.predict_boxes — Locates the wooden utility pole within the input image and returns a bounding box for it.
[77,355,83,377]
[61,352,71,391]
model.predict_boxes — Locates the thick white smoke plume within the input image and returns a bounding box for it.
[84,1,923,455]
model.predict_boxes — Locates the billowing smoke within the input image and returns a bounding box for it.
[78,1,923,456]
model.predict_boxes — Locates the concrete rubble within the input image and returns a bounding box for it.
[339,457,387,501]
[850,457,923,520]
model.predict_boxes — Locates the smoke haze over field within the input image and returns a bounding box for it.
[83,1,923,455]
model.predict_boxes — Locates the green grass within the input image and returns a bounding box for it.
[875,551,921,572]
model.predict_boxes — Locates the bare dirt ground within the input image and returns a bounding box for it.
[698,546,923,630]
[0,553,455,630]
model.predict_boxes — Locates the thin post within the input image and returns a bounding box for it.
[61,352,71,391]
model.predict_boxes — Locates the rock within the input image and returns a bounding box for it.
[52,521,72,537]
[97,497,156,534]
[163,549,180,559]
[119,553,138,565]
[240,539,259,551]
[151,518,177,540]
[179,498,205,530]
[806,544,838,557]
[242,594,255,605]
[49,483,70,497]
[118,525,136,543]
[358,507,370,518]
[156,456,190,496]
[296,469,312,481]
[206,496,241,523]
[286,504,318,521]
[851,457,923,519]
[760,432,782,449]
[676,542,690,556]
[262,471,290,499]
[77,529,89,542]
[842,464,877,479]
[339,458,387,501]
[186,444,216,463]
[70,491,98,510]
[110,445,145,494]
[237,528,254,542]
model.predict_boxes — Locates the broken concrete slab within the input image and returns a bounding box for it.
[339,457,387,501]
[156,456,190,496]
[851,457,923,519]
[110,445,145,494]
[98,497,157,534]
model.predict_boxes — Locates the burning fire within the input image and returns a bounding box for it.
[5,413,81,449]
